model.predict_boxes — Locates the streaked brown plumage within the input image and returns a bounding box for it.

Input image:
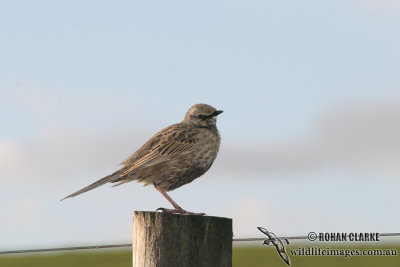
[62,103,223,215]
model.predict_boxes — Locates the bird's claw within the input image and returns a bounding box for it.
[156,207,206,216]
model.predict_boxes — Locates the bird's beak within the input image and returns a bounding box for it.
[213,110,223,117]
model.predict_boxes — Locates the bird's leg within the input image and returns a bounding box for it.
[154,184,205,216]
[154,184,183,210]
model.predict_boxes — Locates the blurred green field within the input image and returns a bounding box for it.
[0,244,399,267]
[233,244,399,267]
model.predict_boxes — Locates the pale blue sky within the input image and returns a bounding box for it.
[1,1,400,249]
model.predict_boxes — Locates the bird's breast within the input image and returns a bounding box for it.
[191,130,220,170]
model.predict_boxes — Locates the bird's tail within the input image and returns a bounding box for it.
[60,171,120,201]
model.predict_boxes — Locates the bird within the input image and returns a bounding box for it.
[61,103,223,215]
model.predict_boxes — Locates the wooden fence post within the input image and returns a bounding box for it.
[132,211,232,267]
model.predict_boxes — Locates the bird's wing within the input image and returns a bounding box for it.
[120,123,179,166]
[119,125,195,176]
[120,141,194,176]
[61,124,196,200]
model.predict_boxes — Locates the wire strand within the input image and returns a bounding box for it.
[1,233,399,255]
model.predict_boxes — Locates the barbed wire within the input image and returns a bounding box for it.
[233,233,400,242]
[0,244,131,255]
[1,233,399,255]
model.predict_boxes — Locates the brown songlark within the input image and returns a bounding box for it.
[62,103,223,215]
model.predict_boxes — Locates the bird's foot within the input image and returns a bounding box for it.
[156,207,206,216]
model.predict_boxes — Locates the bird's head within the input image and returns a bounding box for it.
[183,103,223,129]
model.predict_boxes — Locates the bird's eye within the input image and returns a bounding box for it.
[197,114,206,120]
